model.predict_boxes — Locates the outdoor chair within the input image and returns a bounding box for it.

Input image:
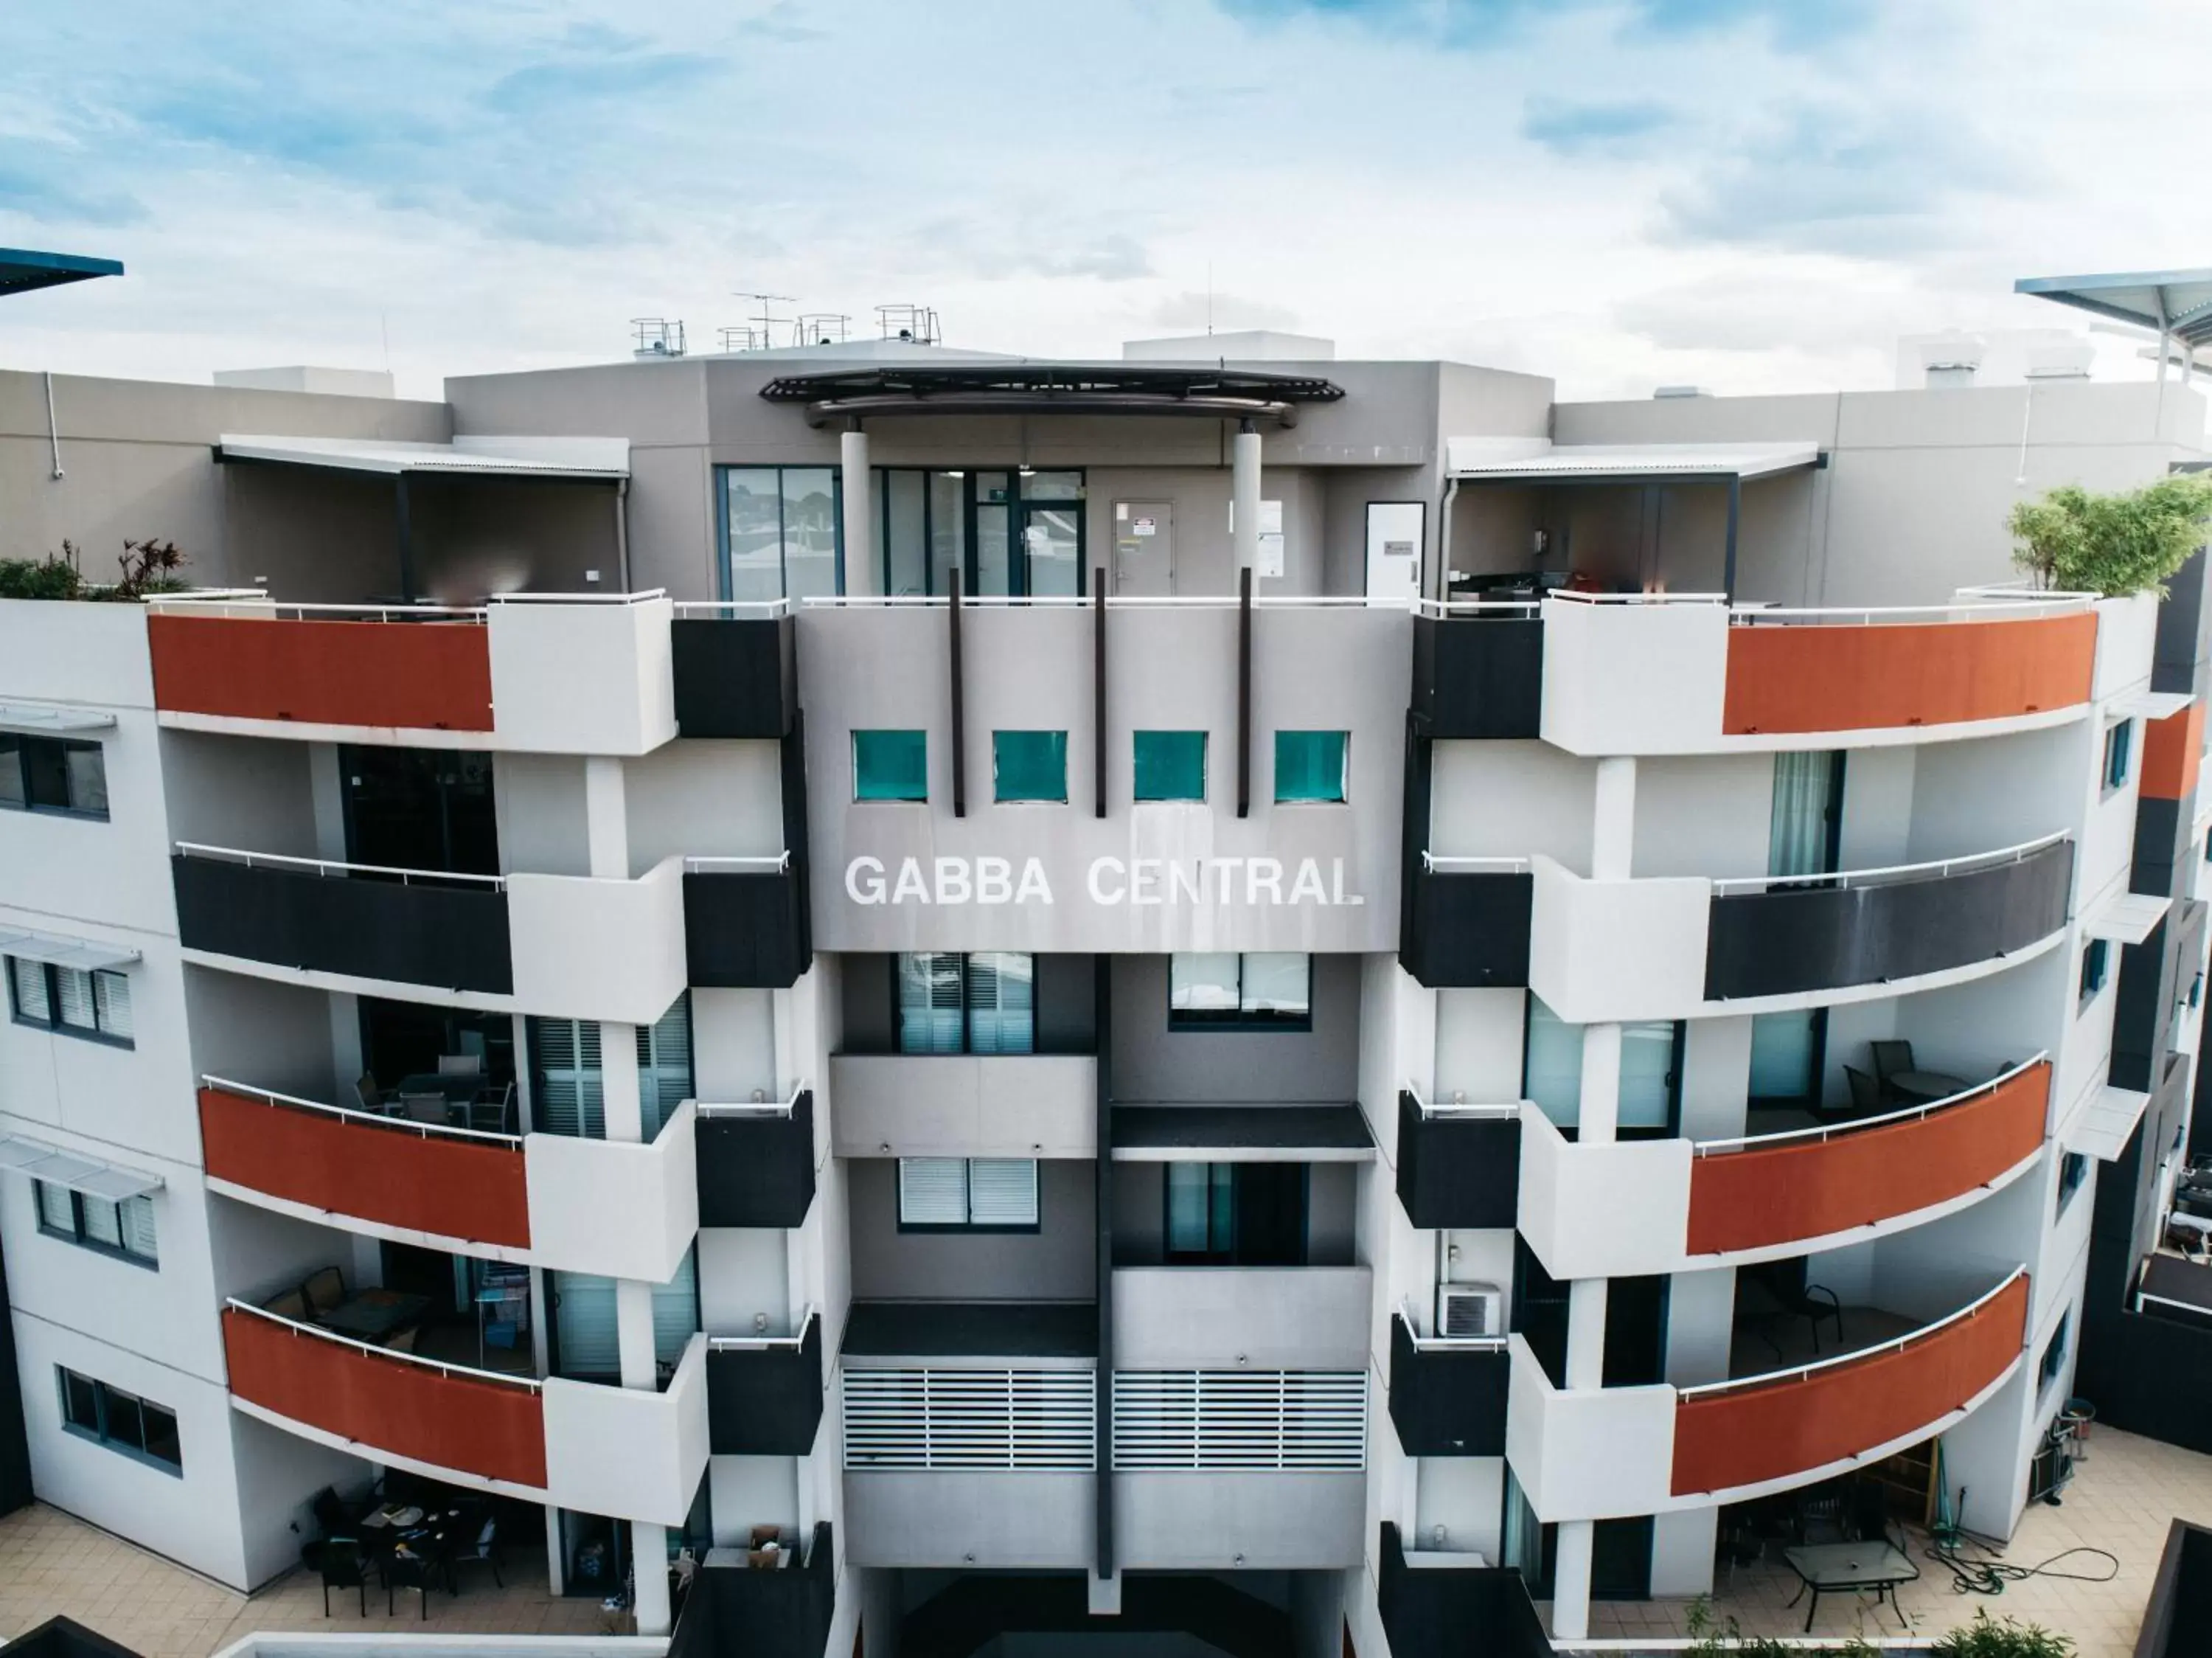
[302,1266,346,1315]
[317,1539,369,1617]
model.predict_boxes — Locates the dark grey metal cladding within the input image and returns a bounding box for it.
[170,853,512,993]
[1394,1092,1520,1229]
[1411,615,1543,740]
[670,614,796,738]
[676,1522,834,1658]
[1702,837,2073,1000]
[2135,794,2186,901]
[706,1316,824,1456]
[695,1091,816,1229]
[1386,1317,1509,1457]
[1399,868,1534,988]
[684,870,807,987]
[1376,1523,1551,1658]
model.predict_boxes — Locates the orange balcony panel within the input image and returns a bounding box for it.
[1671,1274,2028,1496]
[223,1305,546,1488]
[1686,1062,2050,1257]
[199,1086,529,1249]
[148,614,493,732]
[1722,613,2097,736]
[2141,701,2203,802]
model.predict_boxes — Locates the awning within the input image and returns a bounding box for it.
[0,701,116,736]
[2017,268,2212,351]
[2115,690,2195,722]
[1111,1104,1375,1162]
[0,925,140,972]
[759,361,1344,428]
[0,248,124,297]
[2084,889,2172,946]
[1444,438,1821,482]
[2067,1083,2154,1162]
[216,434,630,481]
[0,1135,162,1201]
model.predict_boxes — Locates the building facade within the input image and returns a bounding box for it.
[1,306,2210,1657]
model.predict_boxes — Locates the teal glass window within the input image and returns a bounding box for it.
[1274,730,1348,803]
[854,730,928,802]
[1134,731,1207,802]
[2103,720,2132,792]
[993,730,1068,803]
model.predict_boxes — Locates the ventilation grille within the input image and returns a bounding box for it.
[1111,1371,1368,1471]
[843,1367,1096,1471]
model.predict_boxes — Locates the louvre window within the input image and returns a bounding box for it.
[897,1158,1039,1229]
[1273,730,1347,804]
[992,731,1068,804]
[7,959,132,1047]
[897,952,1033,1054]
[39,1175,162,1266]
[529,997,691,1141]
[1167,952,1310,1029]
[1112,1371,1366,1471]
[1133,731,1207,802]
[58,1367,179,1473]
[853,730,928,802]
[0,735,108,819]
[844,1367,1095,1470]
[552,1247,700,1381]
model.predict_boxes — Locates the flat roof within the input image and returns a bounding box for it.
[0,248,124,296]
[761,361,1344,426]
[2017,267,2212,347]
[1446,438,1821,482]
[216,434,629,481]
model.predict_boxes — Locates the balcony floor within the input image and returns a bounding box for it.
[1570,1424,2212,1656]
[1727,1301,1919,1379]
[0,1502,608,1658]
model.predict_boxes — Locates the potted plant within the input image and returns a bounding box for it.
[0,538,190,600]
[2008,474,2212,597]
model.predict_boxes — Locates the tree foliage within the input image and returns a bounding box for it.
[0,538,190,601]
[2009,474,2212,597]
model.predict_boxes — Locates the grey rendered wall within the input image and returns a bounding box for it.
[1108,954,1362,1103]
[159,730,319,859]
[844,1158,1095,1300]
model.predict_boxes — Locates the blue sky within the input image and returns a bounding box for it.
[2,0,2206,399]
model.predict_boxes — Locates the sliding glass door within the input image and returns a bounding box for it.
[878,468,1085,597]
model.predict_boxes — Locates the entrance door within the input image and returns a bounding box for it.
[1365,501,1425,603]
[1023,505,1083,597]
[1113,500,1175,595]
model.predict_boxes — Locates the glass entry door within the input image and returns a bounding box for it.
[1022,505,1082,597]
[879,468,1085,597]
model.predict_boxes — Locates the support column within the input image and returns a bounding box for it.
[1551,1519,1595,1642]
[584,756,628,880]
[1591,757,1637,881]
[1231,420,1262,576]
[630,1520,670,1634]
[841,421,874,597]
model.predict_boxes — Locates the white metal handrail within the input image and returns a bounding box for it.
[1395,1302,1509,1351]
[683,853,793,873]
[692,1080,807,1118]
[1708,830,2067,897]
[672,599,791,617]
[708,1305,818,1353]
[147,596,486,622]
[1955,582,2101,603]
[1404,1079,1522,1120]
[486,589,667,605]
[1674,1266,2027,1401]
[202,1074,523,1147]
[225,1296,543,1392]
[1412,597,1542,617]
[1547,590,1730,606]
[174,842,508,889]
[800,594,1409,611]
[1422,853,1531,875]
[1692,1054,2048,1156]
[1731,597,2093,625]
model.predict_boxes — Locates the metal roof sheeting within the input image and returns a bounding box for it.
[217,434,630,480]
[1445,439,1821,482]
[0,926,141,972]
[0,249,125,296]
[2017,268,2212,349]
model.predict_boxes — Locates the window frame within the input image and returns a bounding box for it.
[56,1367,181,1475]
[7,958,134,1048]
[1166,952,1312,1033]
[991,730,1069,805]
[1273,729,1349,805]
[893,952,1037,1055]
[1133,730,1208,804]
[2055,1151,2090,1219]
[0,733,109,821]
[714,464,844,602]
[852,729,930,804]
[2036,1311,2070,1396]
[894,1156,1042,1233]
[33,1179,157,1269]
[2102,719,2133,795]
[2079,938,2110,1005]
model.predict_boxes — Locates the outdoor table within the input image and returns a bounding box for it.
[1781,1540,1917,1631]
[319,1288,432,1344]
[1888,1069,1969,1104]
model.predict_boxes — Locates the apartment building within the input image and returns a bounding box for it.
[1,273,2210,1658]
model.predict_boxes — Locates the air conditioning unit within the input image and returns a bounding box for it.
[1436,1282,1504,1339]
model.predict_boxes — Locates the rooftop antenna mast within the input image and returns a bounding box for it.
[733,291,798,349]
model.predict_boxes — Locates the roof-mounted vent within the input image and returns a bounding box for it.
[631,318,686,360]
[876,303,942,346]
[1652,385,1711,400]
[2025,341,2096,381]
[1919,332,1983,388]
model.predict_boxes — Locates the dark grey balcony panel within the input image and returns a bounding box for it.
[171,853,512,993]
[841,1300,1097,1361]
[1387,1317,1509,1457]
[2135,794,2185,901]
[1412,614,1544,739]
[1399,869,1533,988]
[671,614,796,738]
[707,1316,824,1456]
[1111,1104,1373,1156]
[1703,837,2073,1001]
[1377,1524,1550,1658]
[684,868,807,988]
[678,1523,833,1658]
[1394,1092,1520,1229]
[695,1092,815,1229]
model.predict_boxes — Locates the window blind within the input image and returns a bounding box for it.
[898,1158,969,1225]
[53,968,95,1031]
[967,1159,1039,1227]
[9,957,47,1021]
[966,952,1033,1055]
[93,971,131,1041]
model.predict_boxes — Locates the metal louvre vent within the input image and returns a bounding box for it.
[1112,1371,1368,1471]
[843,1367,1096,1471]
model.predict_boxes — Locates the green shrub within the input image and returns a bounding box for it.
[2009,474,2212,597]
[0,538,189,602]
[1930,1607,2073,1657]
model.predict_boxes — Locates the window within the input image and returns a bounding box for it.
[0,735,108,819]
[853,730,928,802]
[1166,1163,1235,1259]
[8,959,133,1047]
[897,953,1033,1054]
[1274,731,1348,804]
[1748,1010,1823,1103]
[1133,731,1207,802]
[717,466,841,602]
[2079,939,2110,1004]
[552,1249,697,1380]
[2037,1312,2070,1395]
[2056,1151,2089,1218]
[897,1158,1039,1229]
[875,467,1087,599]
[58,1368,180,1473]
[1523,997,1680,1133]
[993,731,1068,804]
[529,996,691,1140]
[1168,953,1310,1030]
[1163,1162,1307,1265]
[35,1181,156,1266]
[2103,721,2133,794]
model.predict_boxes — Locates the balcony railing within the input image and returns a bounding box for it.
[670,603,796,738]
[829,1052,1097,1159]
[1400,855,1532,989]
[1411,602,1543,740]
[683,853,809,988]
[706,1306,824,1457]
[1394,1086,1520,1229]
[1387,1308,1509,1457]
[695,1086,817,1228]
[1113,1266,1371,1371]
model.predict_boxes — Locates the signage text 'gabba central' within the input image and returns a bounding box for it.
[844,855,1366,907]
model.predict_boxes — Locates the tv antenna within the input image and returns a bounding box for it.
[733,291,798,347]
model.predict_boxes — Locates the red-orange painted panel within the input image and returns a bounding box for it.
[148,614,493,732]
[2141,701,2204,802]
[1722,613,2097,735]
[1686,1063,2049,1256]
[199,1086,529,1248]
[1671,1274,2027,1496]
[223,1305,546,1487]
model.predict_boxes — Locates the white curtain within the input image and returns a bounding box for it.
[1768,752,1838,878]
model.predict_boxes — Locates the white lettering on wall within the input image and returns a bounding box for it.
[846,855,1364,907]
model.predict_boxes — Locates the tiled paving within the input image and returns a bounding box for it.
[1582,1424,2212,1654]
[0,1503,612,1657]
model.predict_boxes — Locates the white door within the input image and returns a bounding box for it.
[1365,501,1425,603]
[1113,500,1175,596]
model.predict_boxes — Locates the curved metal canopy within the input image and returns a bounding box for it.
[2016,268,2212,349]
[759,362,1345,428]
[0,248,123,297]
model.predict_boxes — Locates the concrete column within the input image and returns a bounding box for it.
[308,743,348,860]
[1565,1279,1609,1390]
[583,756,628,880]
[602,1023,642,1143]
[1551,1518,1595,1641]
[1577,1022,1622,1145]
[1591,755,1637,881]
[841,423,874,596]
[1651,1507,1719,1598]
[1231,420,1262,576]
[631,1521,670,1634]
